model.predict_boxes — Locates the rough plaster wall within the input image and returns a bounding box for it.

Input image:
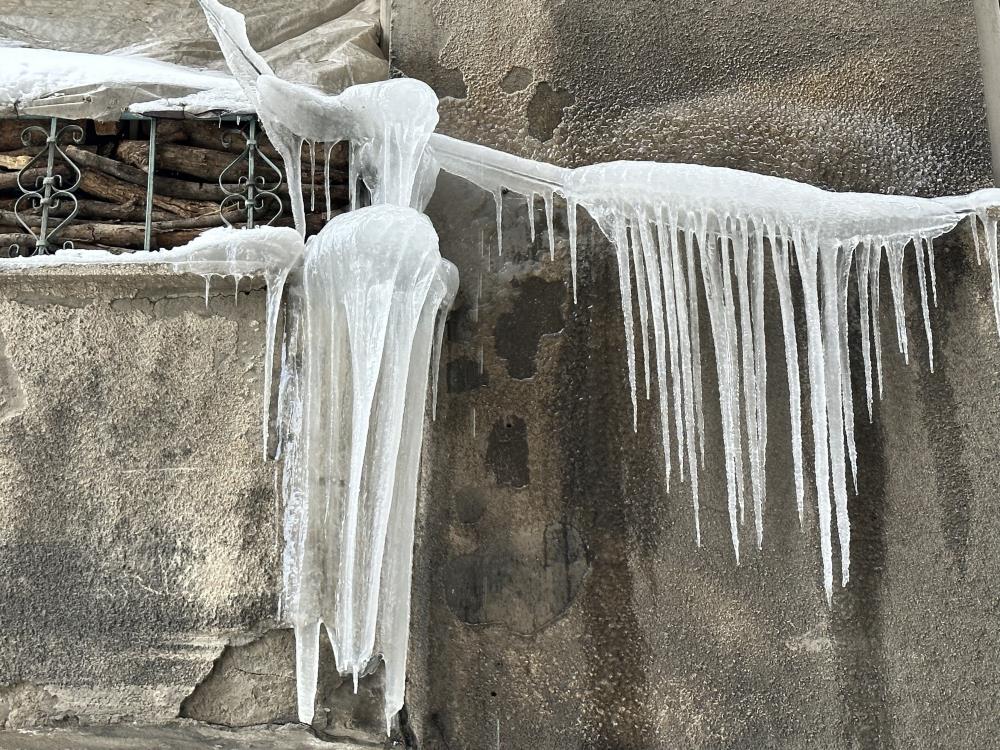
[392,0,989,195]
[0,267,386,746]
[0,268,280,728]
[392,0,1000,747]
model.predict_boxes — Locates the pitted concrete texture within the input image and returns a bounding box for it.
[0,266,387,744]
[392,2,1000,747]
[391,0,989,196]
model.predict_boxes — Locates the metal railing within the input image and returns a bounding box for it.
[4,114,285,258]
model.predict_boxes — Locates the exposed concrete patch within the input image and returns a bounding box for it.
[500,66,534,93]
[0,684,73,731]
[442,522,590,634]
[0,329,25,423]
[485,415,529,487]
[494,276,564,379]
[179,629,388,746]
[525,82,575,142]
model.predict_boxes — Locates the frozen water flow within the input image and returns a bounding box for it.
[278,206,457,727]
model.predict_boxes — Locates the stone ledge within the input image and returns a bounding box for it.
[0,721,370,749]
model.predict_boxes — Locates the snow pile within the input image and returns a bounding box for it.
[0,0,387,119]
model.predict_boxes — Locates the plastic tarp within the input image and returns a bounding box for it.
[0,0,387,119]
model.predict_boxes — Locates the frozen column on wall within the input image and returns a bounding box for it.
[278,206,457,728]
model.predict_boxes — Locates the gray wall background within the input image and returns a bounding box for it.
[391,1,1000,748]
[0,2,998,748]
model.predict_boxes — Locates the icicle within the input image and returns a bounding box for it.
[972,214,983,265]
[544,191,556,262]
[697,214,740,562]
[855,241,875,421]
[309,141,316,212]
[683,222,707,467]
[431,263,460,421]
[749,219,768,547]
[716,217,745,528]
[770,229,805,524]
[914,236,934,371]
[836,244,857,493]
[653,212,685,478]
[794,229,834,602]
[733,217,762,544]
[611,218,640,431]
[629,222,653,400]
[294,621,320,724]
[984,215,1000,338]
[494,189,504,256]
[527,192,536,244]
[634,213,672,488]
[821,244,851,588]
[324,143,334,221]
[567,198,578,302]
[203,273,212,308]
[886,240,909,362]
[663,209,700,543]
[928,240,938,307]
[870,243,885,398]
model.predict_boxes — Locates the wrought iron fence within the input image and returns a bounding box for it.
[3,114,285,258]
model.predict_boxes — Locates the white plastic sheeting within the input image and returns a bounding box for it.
[0,0,386,119]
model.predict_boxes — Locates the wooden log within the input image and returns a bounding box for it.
[67,145,240,203]
[0,197,171,222]
[115,140,349,187]
[159,119,349,168]
[0,165,71,192]
[0,233,35,252]
[0,144,99,171]
[77,169,218,217]
[116,140,244,182]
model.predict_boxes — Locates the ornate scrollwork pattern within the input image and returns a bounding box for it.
[8,118,85,257]
[219,117,284,229]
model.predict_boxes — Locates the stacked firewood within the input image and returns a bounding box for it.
[0,118,349,254]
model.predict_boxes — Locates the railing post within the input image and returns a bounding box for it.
[144,117,157,251]
[246,117,257,229]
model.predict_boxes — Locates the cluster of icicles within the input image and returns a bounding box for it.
[429,138,1000,599]
[12,0,1000,732]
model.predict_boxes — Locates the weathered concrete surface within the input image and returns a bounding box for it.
[391,0,989,196]
[0,266,387,746]
[392,1,1000,748]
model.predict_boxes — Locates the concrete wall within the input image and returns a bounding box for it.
[391,1,1000,748]
[0,267,383,748]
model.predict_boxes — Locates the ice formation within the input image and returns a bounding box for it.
[425,135,999,601]
[276,206,457,729]
[199,0,439,235]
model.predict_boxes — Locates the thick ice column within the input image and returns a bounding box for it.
[278,206,457,727]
